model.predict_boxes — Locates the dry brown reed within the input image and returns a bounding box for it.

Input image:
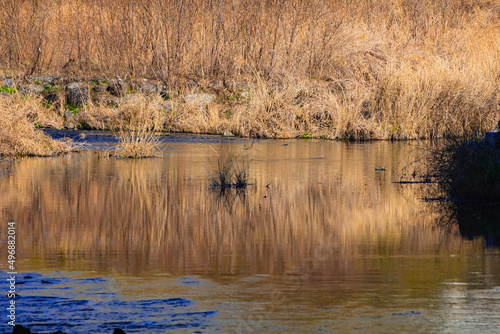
[1,0,499,139]
[0,93,72,156]
[76,94,163,158]
[114,129,161,159]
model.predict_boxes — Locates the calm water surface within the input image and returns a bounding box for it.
[0,133,499,333]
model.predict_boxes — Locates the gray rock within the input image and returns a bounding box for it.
[44,91,65,107]
[92,84,108,93]
[107,79,132,96]
[19,85,44,96]
[163,101,177,112]
[63,121,76,129]
[0,78,17,87]
[64,111,77,122]
[182,93,214,105]
[44,93,58,105]
[0,92,12,99]
[63,77,83,84]
[223,131,235,137]
[209,80,223,88]
[137,81,162,95]
[93,94,120,107]
[66,82,89,107]
[28,75,60,85]
[87,77,108,84]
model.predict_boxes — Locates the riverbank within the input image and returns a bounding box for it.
[1,71,498,144]
[1,0,499,151]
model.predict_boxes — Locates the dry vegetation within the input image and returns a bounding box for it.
[114,129,161,158]
[1,0,499,140]
[0,93,72,156]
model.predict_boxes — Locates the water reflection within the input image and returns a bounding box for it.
[0,140,457,274]
[441,202,500,248]
[0,137,499,332]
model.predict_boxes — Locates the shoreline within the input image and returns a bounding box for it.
[2,73,498,143]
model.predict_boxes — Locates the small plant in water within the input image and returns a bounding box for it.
[208,141,252,190]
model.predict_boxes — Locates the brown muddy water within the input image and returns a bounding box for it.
[1,132,499,333]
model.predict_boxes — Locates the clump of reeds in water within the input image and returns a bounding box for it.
[209,142,252,190]
[114,128,161,159]
[109,95,163,159]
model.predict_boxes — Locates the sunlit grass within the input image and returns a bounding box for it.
[0,93,72,157]
[1,0,499,139]
[114,129,161,159]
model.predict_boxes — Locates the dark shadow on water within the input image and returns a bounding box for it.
[454,203,500,248]
[433,200,500,248]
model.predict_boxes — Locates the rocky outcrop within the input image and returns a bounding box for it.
[19,85,44,96]
[66,82,89,107]
[136,80,163,95]
[0,78,18,87]
[182,93,214,110]
[0,74,251,130]
[107,79,131,97]
[28,75,61,85]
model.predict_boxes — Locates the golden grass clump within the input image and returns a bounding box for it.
[77,95,164,158]
[114,128,161,159]
[0,94,72,157]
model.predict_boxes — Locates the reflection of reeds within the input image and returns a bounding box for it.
[0,141,487,278]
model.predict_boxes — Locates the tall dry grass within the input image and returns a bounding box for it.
[1,0,499,139]
[114,129,161,158]
[0,93,72,156]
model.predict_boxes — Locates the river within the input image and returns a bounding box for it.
[0,132,499,333]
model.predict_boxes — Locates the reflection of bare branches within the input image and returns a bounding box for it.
[212,187,248,214]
